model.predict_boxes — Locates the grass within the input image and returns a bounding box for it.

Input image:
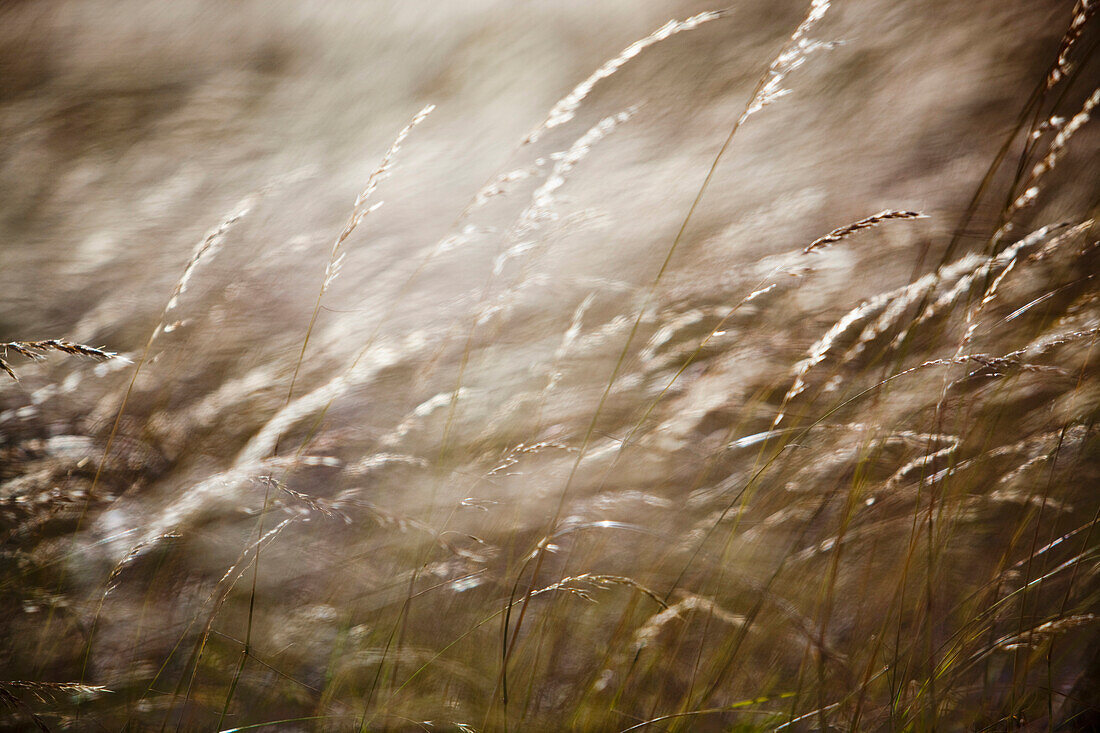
[1,1,1098,731]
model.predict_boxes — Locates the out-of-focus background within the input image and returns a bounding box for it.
[1,1,1098,730]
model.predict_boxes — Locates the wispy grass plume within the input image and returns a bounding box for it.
[523,10,724,144]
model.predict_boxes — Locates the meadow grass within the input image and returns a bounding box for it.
[1,1,1098,731]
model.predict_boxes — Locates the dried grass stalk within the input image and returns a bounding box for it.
[1046,1,1098,90]
[495,107,638,277]
[322,104,435,295]
[159,168,313,332]
[1028,87,1099,184]
[2,340,120,381]
[104,531,183,595]
[281,104,434,425]
[530,573,667,609]
[0,680,111,701]
[161,195,258,322]
[743,0,836,122]
[998,88,1099,239]
[254,475,345,521]
[803,210,925,254]
[524,11,722,144]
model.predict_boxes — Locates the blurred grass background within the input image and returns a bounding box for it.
[1,0,1098,730]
